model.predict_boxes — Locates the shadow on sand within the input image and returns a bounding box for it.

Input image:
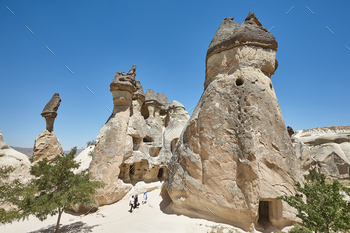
[28,221,100,233]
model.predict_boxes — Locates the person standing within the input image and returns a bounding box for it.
[142,191,147,204]
[134,194,138,208]
[129,195,134,213]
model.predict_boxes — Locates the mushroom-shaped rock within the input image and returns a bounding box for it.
[145,89,160,105]
[110,65,138,94]
[41,93,61,132]
[164,12,301,231]
[110,65,139,110]
[169,100,185,110]
[34,93,64,162]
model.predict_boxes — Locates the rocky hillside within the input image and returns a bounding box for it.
[292,126,350,179]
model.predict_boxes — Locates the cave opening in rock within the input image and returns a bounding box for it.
[132,136,142,151]
[143,136,154,143]
[157,168,163,179]
[258,201,270,225]
[236,78,244,86]
[141,104,149,119]
[149,147,161,157]
[129,165,135,178]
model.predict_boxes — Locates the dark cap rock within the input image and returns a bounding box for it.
[110,65,138,94]
[41,93,61,118]
[207,12,277,59]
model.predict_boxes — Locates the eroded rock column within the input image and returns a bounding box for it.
[33,93,63,162]
[163,12,302,232]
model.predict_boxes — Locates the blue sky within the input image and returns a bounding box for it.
[1,1,350,151]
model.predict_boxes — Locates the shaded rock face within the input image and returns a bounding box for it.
[41,93,61,132]
[33,93,63,162]
[88,65,190,208]
[292,126,350,179]
[163,12,302,232]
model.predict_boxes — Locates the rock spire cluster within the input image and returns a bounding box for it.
[88,65,190,207]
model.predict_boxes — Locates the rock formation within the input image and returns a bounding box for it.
[0,130,31,187]
[41,93,61,132]
[163,12,302,232]
[88,65,189,209]
[33,93,63,162]
[292,126,350,179]
[287,126,294,137]
[0,131,31,211]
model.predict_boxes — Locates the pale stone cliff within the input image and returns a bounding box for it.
[292,126,350,179]
[88,65,190,209]
[0,131,31,184]
[0,131,31,212]
[162,12,302,232]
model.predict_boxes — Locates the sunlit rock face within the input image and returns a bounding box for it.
[163,12,302,232]
[33,93,63,162]
[0,131,31,211]
[292,126,350,179]
[88,65,189,209]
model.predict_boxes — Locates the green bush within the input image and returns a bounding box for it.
[86,140,96,147]
[278,170,350,233]
[289,224,312,233]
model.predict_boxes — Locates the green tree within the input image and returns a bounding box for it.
[0,165,26,224]
[277,170,350,233]
[0,147,104,233]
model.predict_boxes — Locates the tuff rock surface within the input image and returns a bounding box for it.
[292,126,350,179]
[33,130,64,162]
[163,12,302,232]
[0,131,31,210]
[33,93,63,162]
[88,65,189,209]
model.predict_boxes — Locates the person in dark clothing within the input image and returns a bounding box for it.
[134,194,138,208]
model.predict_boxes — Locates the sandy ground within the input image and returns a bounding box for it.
[0,187,254,233]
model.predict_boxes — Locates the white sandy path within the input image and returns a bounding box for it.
[0,187,250,233]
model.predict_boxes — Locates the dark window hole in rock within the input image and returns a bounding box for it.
[141,104,149,120]
[149,147,161,157]
[236,78,244,86]
[157,168,164,179]
[270,83,273,90]
[132,137,142,151]
[143,136,154,143]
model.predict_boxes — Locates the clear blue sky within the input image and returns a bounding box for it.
[1,1,350,151]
